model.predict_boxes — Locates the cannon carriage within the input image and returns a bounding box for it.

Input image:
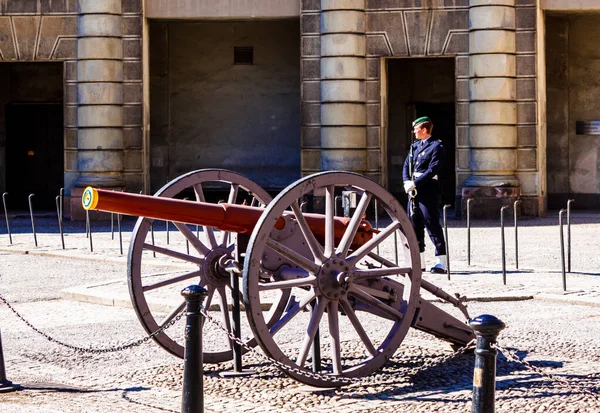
[82,169,473,387]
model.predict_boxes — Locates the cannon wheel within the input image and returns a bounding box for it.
[128,169,289,361]
[243,171,422,387]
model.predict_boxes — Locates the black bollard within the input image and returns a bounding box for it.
[181,285,208,413]
[0,329,21,393]
[470,314,505,413]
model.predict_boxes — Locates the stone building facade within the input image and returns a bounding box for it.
[0,0,598,218]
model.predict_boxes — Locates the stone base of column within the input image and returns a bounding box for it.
[461,187,521,219]
[69,186,125,221]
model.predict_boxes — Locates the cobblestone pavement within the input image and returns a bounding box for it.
[0,214,599,412]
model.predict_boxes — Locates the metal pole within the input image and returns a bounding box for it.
[567,199,574,273]
[443,204,451,280]
[514,200,521,270]
[231,271,243,372]
[470,314,505,413]
[180,285,207,413]
[2,193,12,244]
[311,300,321,373]
[28,194,37,247]
[59,188,64,224]
[334,195,341,217]
[166,221,170,244]
[118,213,123,255]
[86,210,93,252]
[500,206,509,285]
[56,196,65,249]
[467,198,473,266]
[559,208,567,292]
[221,271,255,378]
[85,207,90,238]
[0,329,21,393]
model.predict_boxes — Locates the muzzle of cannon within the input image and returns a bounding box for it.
[83,169,473,387]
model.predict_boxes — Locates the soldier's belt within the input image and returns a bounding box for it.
[414,172,438,180]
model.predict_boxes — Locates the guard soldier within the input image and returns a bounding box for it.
[402,116,447,274]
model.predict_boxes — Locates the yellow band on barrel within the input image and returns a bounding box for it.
[82,187,99,211]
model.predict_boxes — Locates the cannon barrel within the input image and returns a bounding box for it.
[82,187,375,245]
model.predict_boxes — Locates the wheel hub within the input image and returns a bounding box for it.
[317,258,352,300]
[200,247,232,287]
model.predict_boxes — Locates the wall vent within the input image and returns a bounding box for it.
[234,47,254,65]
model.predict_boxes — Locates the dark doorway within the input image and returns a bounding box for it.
[6,103,64,209]
[413,103,456,207]
[386,57,456,207]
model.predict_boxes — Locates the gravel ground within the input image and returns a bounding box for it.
[0,215,599,412]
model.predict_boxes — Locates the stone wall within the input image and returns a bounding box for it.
[546,13,600,209]
[301,0,469,188]
[149,21,301,192]
[0,0,77,200]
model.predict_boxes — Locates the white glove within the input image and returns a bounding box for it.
[403,180,416,193]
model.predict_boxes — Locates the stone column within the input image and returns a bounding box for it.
[463,0,520,217]
[320,0,367,172]
[76,0,124,189]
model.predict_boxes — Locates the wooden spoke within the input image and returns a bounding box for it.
[269,292,316,336]
[258,275,317,292]
[366,252,398,268]
[142,270,202,292]
[327,300,343,374]
[266,238,321,274]
[174,222,211,256]
[348,284,404,321]
[291,200,326,264]
[143,243,205,265]
[352,266,411,281]
[347,222,401,266]
[220,184,239,245]
[296,297,328,367]
[339,299,378,357]
[217,287,233,350]
[193,183,218,248]
[336,192,372,257]
[160,301,186,328]
[324,185,336,258]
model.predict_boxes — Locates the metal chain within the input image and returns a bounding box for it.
[0,293,184,354]
[199,303,476,386]
[493,342,600,402]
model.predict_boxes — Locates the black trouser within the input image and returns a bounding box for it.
[408,193,446,256]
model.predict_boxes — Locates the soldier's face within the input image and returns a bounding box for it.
[413,126,427,140]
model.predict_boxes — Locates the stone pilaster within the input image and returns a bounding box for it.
[320,0,367,173]
[463,0,520,217]
[76,0,124,188]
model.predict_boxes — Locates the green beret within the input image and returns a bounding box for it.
[412,116,431,128]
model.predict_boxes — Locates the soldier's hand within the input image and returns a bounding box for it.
[403,180,416,193]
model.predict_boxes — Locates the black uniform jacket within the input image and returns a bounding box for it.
[402,136,445,196]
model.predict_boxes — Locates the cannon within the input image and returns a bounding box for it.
[82,169,473,387]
